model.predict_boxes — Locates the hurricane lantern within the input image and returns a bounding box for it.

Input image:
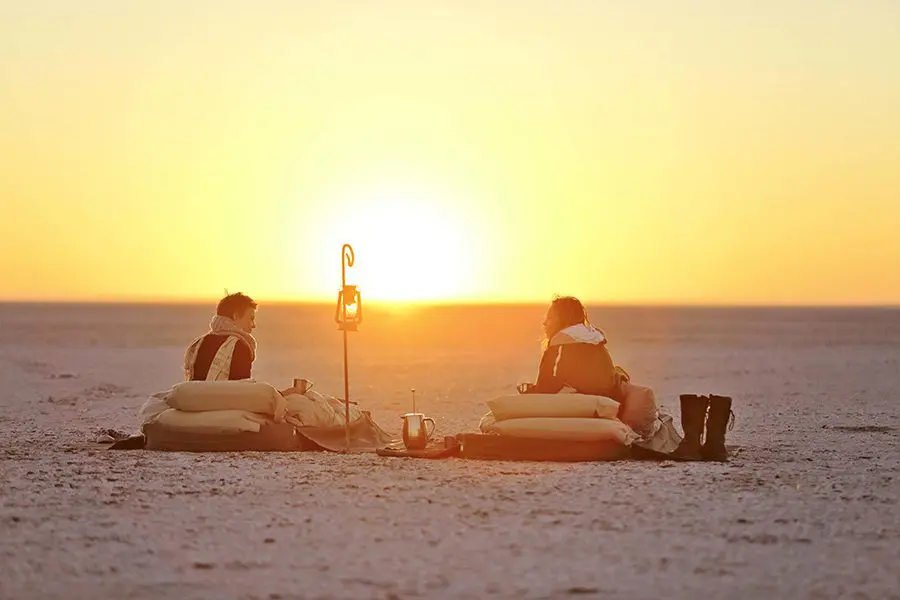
[335,284,362,331]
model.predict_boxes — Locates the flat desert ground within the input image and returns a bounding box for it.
[1,303,898,600]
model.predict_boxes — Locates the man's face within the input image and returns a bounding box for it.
[234,307,257,333]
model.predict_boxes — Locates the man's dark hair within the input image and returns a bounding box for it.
[217,293,257,318]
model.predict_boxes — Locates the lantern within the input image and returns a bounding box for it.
[334,244,361,450]
[335,284,362,331]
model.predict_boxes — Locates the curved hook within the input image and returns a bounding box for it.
[342,244,355,268]
[341,244,355,286]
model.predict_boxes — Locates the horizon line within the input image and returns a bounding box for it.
[1,297,898,310]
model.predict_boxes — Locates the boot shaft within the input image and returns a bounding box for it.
[706,394,733,434]
[702,394,733,461]
[669,394,709,461]
[678,394,709,439]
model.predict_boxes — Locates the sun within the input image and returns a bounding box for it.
[309,183,480,303]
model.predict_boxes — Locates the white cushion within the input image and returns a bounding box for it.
[167,381,286,421]
[618,383,659,437]
[153,408,269,434]
[482,417,636,445]
[487,393,619,422]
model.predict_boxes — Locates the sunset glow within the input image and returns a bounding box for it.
[308,183,483,303]
[1,2,899,305]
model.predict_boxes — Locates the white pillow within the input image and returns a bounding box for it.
[487,393,619,422]
[482,417,636,445]
[154,408,269,434]
[618,383,659,437]
[167,381,286,422]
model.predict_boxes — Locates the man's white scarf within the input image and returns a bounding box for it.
[183,315,258,380]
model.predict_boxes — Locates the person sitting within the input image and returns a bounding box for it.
[518,296,623,400]
[184,292,259,381]
[183,292,296,397]
[515,297,734,462]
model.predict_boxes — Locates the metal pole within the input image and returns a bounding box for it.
[340,244,353,453]
[343,328,350,451]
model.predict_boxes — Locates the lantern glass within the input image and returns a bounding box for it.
[344,300,359,321]
[335,285,362,330]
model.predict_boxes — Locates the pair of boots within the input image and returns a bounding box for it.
[670,394,734,462]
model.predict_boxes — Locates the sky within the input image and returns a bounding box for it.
[1,1,899,305]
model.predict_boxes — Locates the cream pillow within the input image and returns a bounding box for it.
[618,383,659,437]
[487,393,619,422]
[482,417,636,445]
[154,408,269,434]
[167,381,286,421]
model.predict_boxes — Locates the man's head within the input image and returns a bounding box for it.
[217,293,257,333]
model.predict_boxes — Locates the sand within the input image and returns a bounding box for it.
[1,303,898,600]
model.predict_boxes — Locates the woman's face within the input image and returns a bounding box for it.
[543,305,561,338]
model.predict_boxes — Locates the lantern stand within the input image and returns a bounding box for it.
[334,243,362,452]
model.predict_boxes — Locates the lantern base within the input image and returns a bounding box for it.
[337,322,359,332]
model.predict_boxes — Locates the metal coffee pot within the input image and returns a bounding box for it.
[401,412,436,450]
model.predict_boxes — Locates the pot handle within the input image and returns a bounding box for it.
[423,417,436,440]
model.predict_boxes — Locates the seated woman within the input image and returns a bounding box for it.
[519,295,734,462]
[519,296,623,400]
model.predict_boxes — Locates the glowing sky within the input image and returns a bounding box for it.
[2,1,898,304]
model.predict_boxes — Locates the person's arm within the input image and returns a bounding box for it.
[531,344,564,393]
[228,340,253,380]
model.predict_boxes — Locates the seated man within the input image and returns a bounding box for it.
[111,294,288,450]
[183,293,295,397]
[184,292,259,381]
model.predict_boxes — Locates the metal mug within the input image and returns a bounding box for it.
[401,412,436,450]
[292,378,312,394]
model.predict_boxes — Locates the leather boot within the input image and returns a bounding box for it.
[668,394,708,461]
[702,394,734,462]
